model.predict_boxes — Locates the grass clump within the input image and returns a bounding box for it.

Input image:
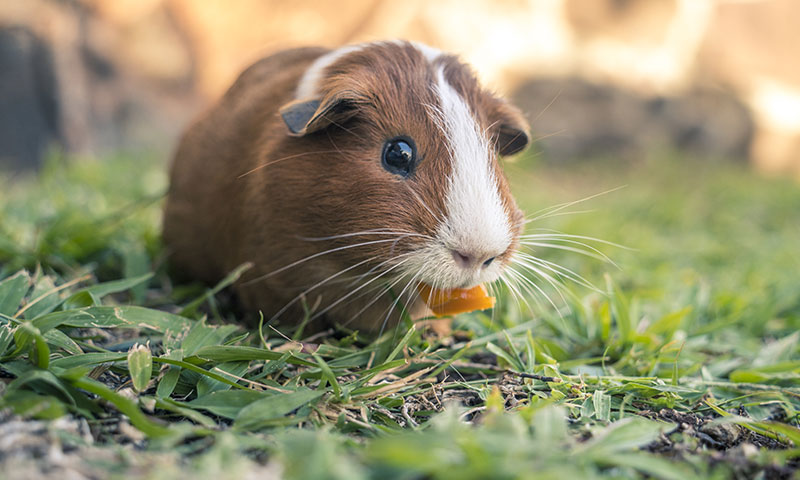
[0,154,798,479]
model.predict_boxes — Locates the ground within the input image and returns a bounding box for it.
[0,153,798,479]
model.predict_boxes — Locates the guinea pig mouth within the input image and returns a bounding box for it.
[416,283,496,317]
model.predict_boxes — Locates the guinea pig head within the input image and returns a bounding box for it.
[276,41,529,317]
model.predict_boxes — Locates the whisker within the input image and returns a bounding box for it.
[520,231,633,250]
[268,256,380,323]
[309,257,414,323]
[242,238,409,286]
[519,241,620,268]
[514,252,602,292]
[522,209,595,222]
[524,186,627,223]
[509,257,570,307]
[507,264,565,315]
[530,89,563,126]
[503,266,549,314]
[236,150,358,178]
[298,230,435,242]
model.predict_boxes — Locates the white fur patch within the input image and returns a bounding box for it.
[410,42,442,63]
[425,67,513,287]
[296,42,442,100]
[295,45,363,100]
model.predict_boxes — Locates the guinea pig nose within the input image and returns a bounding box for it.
[451,250,497,269]
[450,250,475,269]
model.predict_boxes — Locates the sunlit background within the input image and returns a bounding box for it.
[1,0,799,178]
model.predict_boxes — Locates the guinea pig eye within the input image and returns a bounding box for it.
[382,137,417,177]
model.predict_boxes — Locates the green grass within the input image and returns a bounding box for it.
[0,153,798,479]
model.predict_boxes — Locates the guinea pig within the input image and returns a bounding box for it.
[162,40,530,333]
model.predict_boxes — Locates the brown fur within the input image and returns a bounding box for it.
[163,42,529,332]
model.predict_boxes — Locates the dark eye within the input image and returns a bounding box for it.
[382,137,417,177]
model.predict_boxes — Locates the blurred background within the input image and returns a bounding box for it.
[1,0,799,178]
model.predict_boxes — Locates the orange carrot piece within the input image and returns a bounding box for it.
[417,283,496,317]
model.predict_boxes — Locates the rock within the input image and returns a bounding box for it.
[512,77,753,162]
[0,26,60,171]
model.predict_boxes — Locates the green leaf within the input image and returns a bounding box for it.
[0,270,30,316]
[79,272,154,299]
[156,349,183,398]
[578,417,665,456]
[606,274,633,344]
[0,390,67,420]
[14,322,50,368]
[23,275,64,319]
[5,368,77,407]
[189,345,315,367]
[486,342,524,371]
[50,352,127,370]
[0,323,14,357]
[151,397,217,428]
[32,306,192,334]
[61,290,100,310]
[68,376,172,438]
[592,390,611,422]
[180,320,239,357]
[43,328,83,355]
[234,388,325,431]
[153,357,251,392]
[196,361,250,396]
[313,353,341,399]
[128,343,154,393]
[179,262,252,317]
[599,452,695,480]
[729,361,800,383]
[188,390,268,419]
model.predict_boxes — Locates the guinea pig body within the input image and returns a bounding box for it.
[163,41,530,332]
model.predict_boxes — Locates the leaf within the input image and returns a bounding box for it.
[49,352,127,370]
[592,390,611,422]
[152,397,217,428]
[61,290,100,310]
[5,368,77,406]
[128,343,153,393]
[189,345,315,367]
[68,376,172,438]
[13,322,50,368]
[188,390,268,419]
[43,328,83,355]
[645,306,692,337]
[23,275,64,319]
[600,452,695,480]
[32,306,192,334]
[383,325,416,364]
[578,417,665,456]
[312,353,341,399]
[0,270,30,316]
[196,361,250,396]
[79,272,154,299]
[0,323,14,357]
[234,388,325,431]
[486,342,524,371]
[180,320,239,357]
[156,349,183,398]
[729,361,800,383]
[1,390,67,420]
[179,263,252,317]
[606,274,633,344]
[153,357,252,392]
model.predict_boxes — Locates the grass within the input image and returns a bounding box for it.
[0,152,798,479]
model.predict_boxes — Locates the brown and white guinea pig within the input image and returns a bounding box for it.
[163,40,530,333]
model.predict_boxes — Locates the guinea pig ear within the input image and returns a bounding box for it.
[490,101,530,156]
[279,94,357,136]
